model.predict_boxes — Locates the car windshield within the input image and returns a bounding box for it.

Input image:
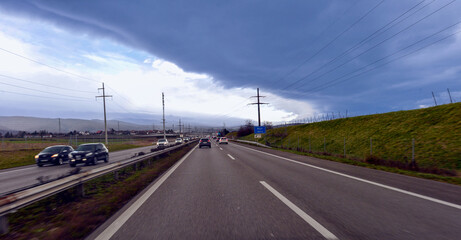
[76,145,96,151]
[158,139,166,142]
[201,138,209,141]
[176,138,182,141]
[40,146,63,153]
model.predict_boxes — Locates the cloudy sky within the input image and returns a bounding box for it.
[0,0,460,127]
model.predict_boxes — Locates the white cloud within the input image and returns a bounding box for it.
[0,14,320,125]
[83,54,108,63]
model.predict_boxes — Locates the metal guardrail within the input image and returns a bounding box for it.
[0,140,197,221]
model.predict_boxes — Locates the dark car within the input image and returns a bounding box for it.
[69,143,109,167]
[199,138,211,148]
[35,145,74,167]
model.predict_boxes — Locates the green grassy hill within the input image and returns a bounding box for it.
[243,103,461,171]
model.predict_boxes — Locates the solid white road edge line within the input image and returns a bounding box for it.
[260,181,338,240]
[227,154,235,160]
[219,148,223,150]
[94,145,198,240]
[234,144,461,210]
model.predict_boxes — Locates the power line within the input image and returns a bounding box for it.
[0,80,92,100]
[272,0,360,84]
[275,0,385,88]
[301,27,461,95]
[0,47,100,84]
[106,85,135,106]
[288,0,456,91]
[210,97,251,119]
[0,73,95,94]
[281,0,429,90]
[0,89,93,102]
[0,47,137,113]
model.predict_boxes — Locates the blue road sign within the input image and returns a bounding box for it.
[254,126,266,134]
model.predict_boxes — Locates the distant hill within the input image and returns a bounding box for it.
[243,103,461,171]
[0,116,152,133]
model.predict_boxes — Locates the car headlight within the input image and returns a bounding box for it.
[86,153,93,157]
[68,154,73,159]
[35,155,39,159]
[51,154,59,158]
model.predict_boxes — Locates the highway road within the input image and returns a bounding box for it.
[0,144,162,195]
[88,141,461,240]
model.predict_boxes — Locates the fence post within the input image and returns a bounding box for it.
[297,136,299,151]
[370,138,373,155]
[411,138,415,165]
[323,137,326,153]
[308,136,311,152]
[344,137,346,157]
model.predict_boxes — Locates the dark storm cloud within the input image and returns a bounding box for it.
[1,0,461,114]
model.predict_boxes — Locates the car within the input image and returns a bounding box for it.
[35,145,74,167]
[69,143,109,167]
[219,137,229,144]
[157,138,170,149]
[175,138,183,145]
[199,138,211,148]
[184,137,190,142]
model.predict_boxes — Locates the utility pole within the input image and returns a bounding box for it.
[96,82,112,145]
[432,91,438,106]
[118,121,120,132]
[447,88,453,103]
[250,88,268,126]
[162,92,166,140]
[178,119,184,136]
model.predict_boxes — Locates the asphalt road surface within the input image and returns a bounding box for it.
[88,141,461,240]
[0,144,161,195]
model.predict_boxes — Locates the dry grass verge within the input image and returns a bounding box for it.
[0,144,195,240]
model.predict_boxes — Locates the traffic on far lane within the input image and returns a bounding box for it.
[69,143,109,167]
[35,145,74,167]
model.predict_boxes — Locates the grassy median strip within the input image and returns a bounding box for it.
[0,144,195,240]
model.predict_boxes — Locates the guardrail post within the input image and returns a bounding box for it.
[133,163,138,171]
[76,183,85,197]
[0,214,8,235]
[114,171,119,181]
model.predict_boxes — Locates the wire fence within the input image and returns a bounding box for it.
[263,133,460,174]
